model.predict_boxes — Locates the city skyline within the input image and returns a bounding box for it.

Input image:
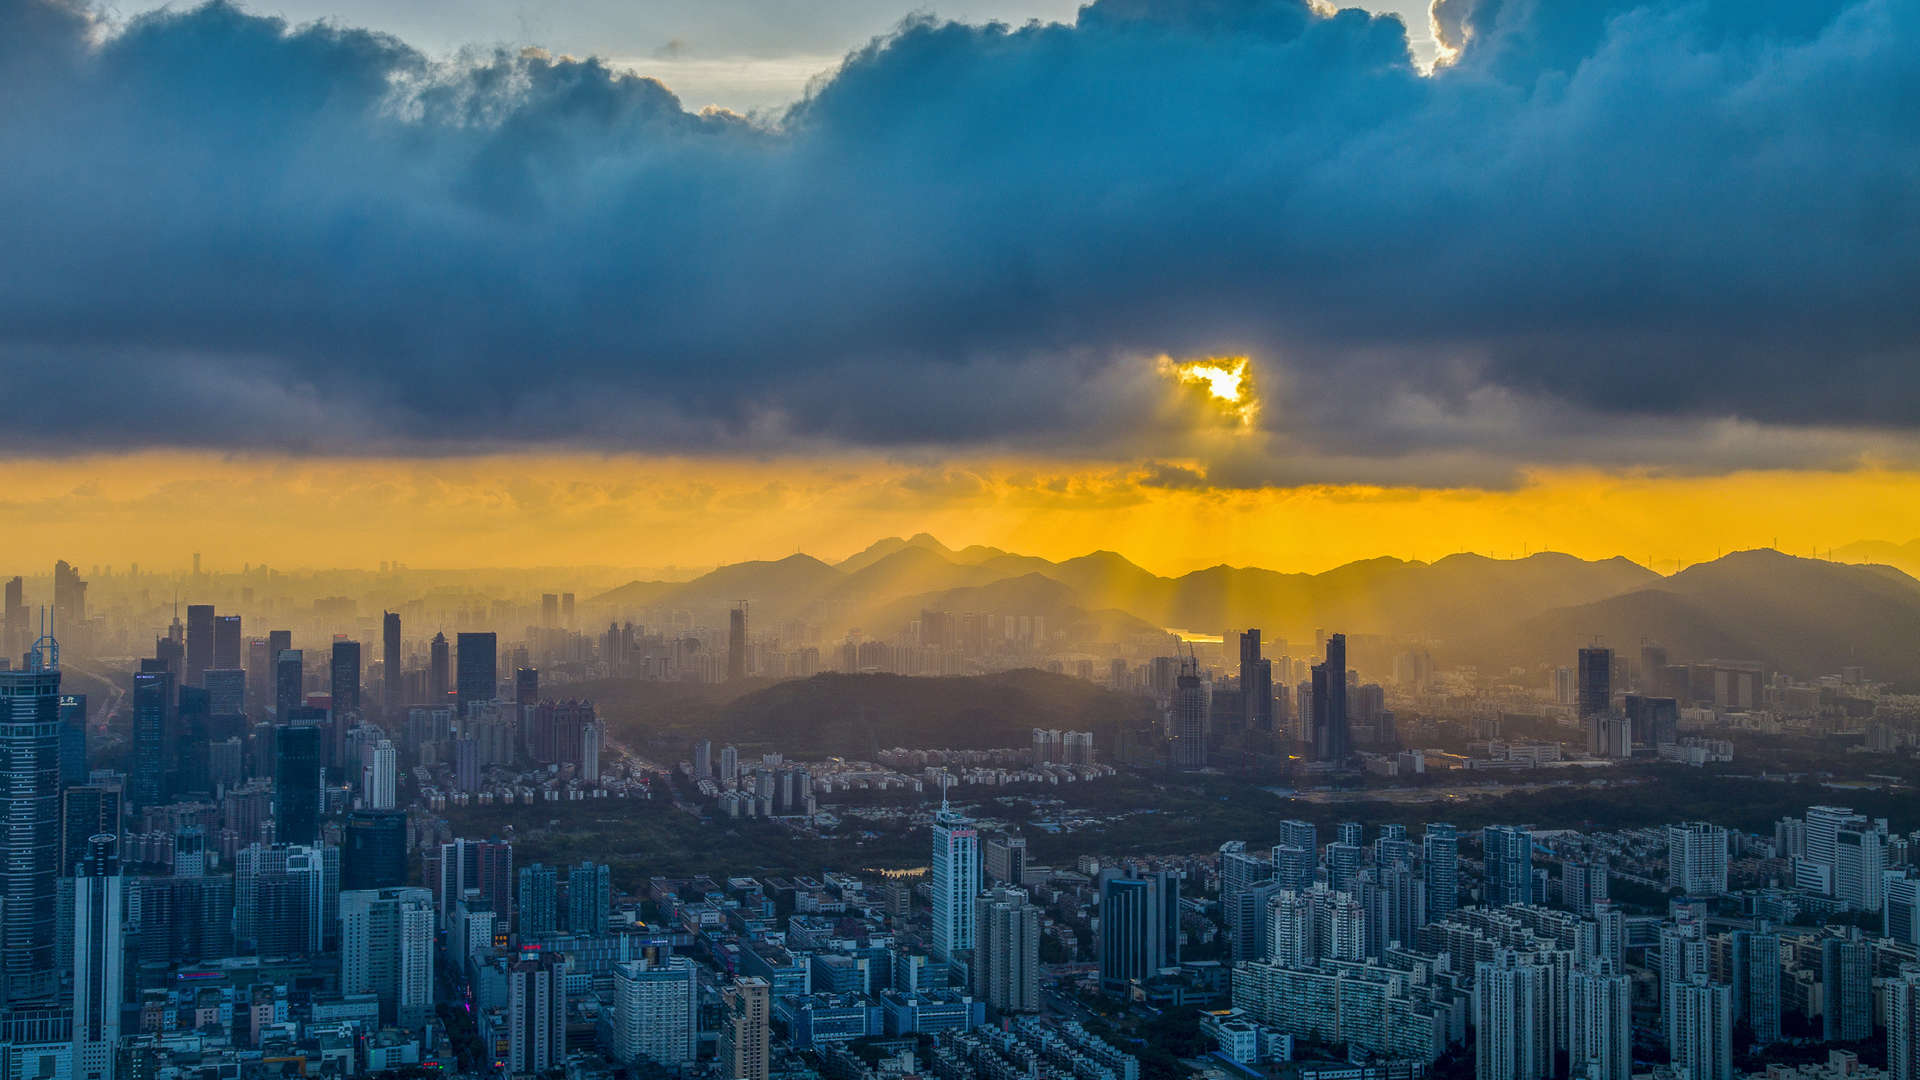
[7,1,1920,1076]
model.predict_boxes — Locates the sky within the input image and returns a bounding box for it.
[3,0,1918,574]
[103,0,1443,113]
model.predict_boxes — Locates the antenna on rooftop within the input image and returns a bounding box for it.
[28,605,59,673]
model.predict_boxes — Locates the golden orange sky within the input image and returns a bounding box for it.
[4,452,1918,577]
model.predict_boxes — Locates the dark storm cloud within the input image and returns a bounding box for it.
[0,0,1917,474]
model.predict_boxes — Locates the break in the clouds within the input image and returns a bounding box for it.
[0,0,1916,484]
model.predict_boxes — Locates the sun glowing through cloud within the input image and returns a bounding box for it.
[1159,354,1258,426]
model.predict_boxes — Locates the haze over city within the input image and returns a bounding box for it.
[5,2,1920,1080]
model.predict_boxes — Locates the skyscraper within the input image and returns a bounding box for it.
[331,638,361,715]
[507,950,568,1075]
[214,614,242,670]
[1483,825,1534,907]
[930,802,979,961]
[1425,822,1459,918]
[518,862,559,937]
[275,647,304,718]
[130,665,174,808]
[52,559,87,628]
[728,604,749,682]
[1661,920,1710,1050]
[1168,656,1209,769]
[54,691,85,787]
[568,861,611,934]
[456,632,496,710]
[382,611,402,707]
[429,632,450,701]
[433,837,514,925]
[1731,926,1782,1045]
[267,629,292,665]
[1376,822,1415,868]
[1577,646,1613,722]
[339,887,435,1028]
[1312,633,1349,761]
[1625,693,1680,747]
[362,738,397,809]
[1835,824,1887,912]
[247,637,272,716]
[1666,822,1729,895]
[1275,819,1317,890]
[154,629,183,677]
[342,810,408,891]
[205,667,246,720]
[1100,869,1179,992]
[1374,860,1426,954]
[274,721,322,845]
[720,977,771,1080]
[175,684,212,796]
[973,886,1041,1013]
[609,957,699,1067]
[2,576,25,664]
[234,841,338,957]
[1569,960,1631,1080]
[1822,933,1873,1041]
[1220,841,1275,963]
[72,834,123,1080]
[185,603,215,686]
[1891,965,1920,1080]
[1669,976,1733,1080]
[1892,876,1920,946]
[515,666,539,705]
[0,632,62,1005]
[1265,888,1315,967]
[1561,859,1610,914]
[62,782,121,876]
[1239,630,1274,732]
[1474,952,1553,1080]
[1326,839,1363,895]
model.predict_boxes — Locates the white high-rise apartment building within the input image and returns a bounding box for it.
[1888,876,1920,945]
[1797,805,1868,896]
[606,956,698,1067]
[1835,827,1887,912]
[1474,952,1553,1080]
[1661,920,1709,1051]
[363,740,398,810]
[1268,890,1315,968]
[1569,961,1631,1080]
[1220,841,1274,962]
[931,803,979,961]
[1319,889,1366,963]
[1670,976,1733,1080]
[340,887,435,1028]
[1890,964,1920,1080]
[1666,822,1729,895]
[974,887,1041,1013]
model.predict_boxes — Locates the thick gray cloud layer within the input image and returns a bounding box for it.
[1,0,1917,479]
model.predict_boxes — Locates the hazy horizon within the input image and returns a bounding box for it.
[10,528,1915,584]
